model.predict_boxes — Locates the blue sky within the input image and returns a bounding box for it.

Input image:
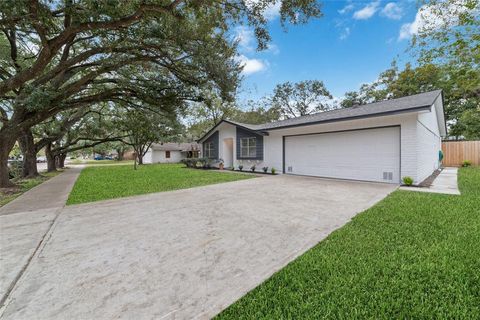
[236,0,424,103]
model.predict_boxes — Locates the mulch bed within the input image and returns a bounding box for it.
[417,168,442,187]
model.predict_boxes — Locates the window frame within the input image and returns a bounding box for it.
[240,137,257,158]
[204,142,214,158]
[165,151,171,159]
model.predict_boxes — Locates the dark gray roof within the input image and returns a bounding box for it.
[198,90,443,141]
[257,90,442,130]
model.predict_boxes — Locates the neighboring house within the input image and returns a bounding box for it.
[198,90,446,184]
[144,143,200,164]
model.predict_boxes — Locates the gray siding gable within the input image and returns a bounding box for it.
[203,131,219,159]
[236,127,263,160]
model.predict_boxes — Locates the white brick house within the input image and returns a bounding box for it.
[198,90,446,184]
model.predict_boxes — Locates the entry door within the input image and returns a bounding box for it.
[284,127,400,183]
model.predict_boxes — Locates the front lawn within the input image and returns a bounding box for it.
[67,163,253,205]
[217,167,480,319]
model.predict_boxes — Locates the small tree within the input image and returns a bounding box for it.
[120,108,181,169]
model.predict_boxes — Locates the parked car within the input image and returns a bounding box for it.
[36,156,47,163]
[94,155,104,160]
[104,156,113,160]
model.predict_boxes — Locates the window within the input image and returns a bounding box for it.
[165,151,170,159]
[240,137,256,157]
[204,142,214,158]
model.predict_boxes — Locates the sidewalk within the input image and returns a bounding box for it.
[0,166,83,307]
[0,166,83,216]
[400,167,460,195]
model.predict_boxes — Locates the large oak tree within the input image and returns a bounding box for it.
[0,0,323,187]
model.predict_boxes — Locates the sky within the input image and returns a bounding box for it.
[235,0,426,103]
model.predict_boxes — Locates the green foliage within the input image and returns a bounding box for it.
[402,176,414,186]
[7,160,22,179]
[411,0,480,65]
[341,62,479,139]
[67,164,253,204]
[217,167,480,319]
[271,80,333,118]
[462,160,472,167]
[459,108,480,140]
[271,167,276,174]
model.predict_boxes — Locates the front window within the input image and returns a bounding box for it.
[240,137,256,157]
[204,142,214,158]
[165,151,170,158]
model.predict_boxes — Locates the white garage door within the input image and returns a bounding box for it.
[284,127,400,183]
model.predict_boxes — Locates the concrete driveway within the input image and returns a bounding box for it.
[0,175,396,319]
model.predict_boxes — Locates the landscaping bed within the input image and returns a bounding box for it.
[216,167,480,319]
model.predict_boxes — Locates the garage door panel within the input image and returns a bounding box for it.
[284,127,400,183]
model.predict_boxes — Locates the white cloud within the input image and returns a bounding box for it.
[236,55,267,75]
[381,2,403,20]
[245,0,280,21]
[340,27,351,40]
[266,43,280,55]
[264,2,281,20]
[398,2,475,40]
[339,3,355,15]
[353,1,380,20]
[235,26,255,52]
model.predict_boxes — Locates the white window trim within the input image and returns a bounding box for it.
[204,142,214,158]
[240,137,257,158]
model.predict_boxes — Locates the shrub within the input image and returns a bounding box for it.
[462,160,472,167]
[271,167,276,175]
[250,165,256,172]
[402,176,414,186]
[8,160,23,179]
[238,165,243,171]
[262,166,268,173]
[181,158,194,168]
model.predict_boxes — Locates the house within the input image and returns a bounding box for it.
[144,142,200,164]
[198,90,446,184]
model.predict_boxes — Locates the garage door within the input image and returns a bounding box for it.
[284,127,400,183]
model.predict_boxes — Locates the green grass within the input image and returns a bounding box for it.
[0,171,62,207]
[69,159,134,165]
[67,163,253,205]
[217,167,480,319]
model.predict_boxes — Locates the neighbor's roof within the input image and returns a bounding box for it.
[151,142,200,151]
[198,90,443,141]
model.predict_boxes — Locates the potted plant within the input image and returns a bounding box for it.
[271,167,276,174]
[238,164,243,171]
[262,166,268,173]
[250,164,256,172]
[218,158,224,170]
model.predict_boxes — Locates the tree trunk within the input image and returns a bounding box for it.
[116,148,124,161]
[45,143,57,172]
[0,128,18,188]
[18,128,39,178]
[137,155,143,165]
[57,153,67,168]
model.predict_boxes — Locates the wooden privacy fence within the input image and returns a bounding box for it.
[442,141,480,166]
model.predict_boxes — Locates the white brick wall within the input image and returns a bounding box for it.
[416,104,442,183]
[210,108,443,183]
